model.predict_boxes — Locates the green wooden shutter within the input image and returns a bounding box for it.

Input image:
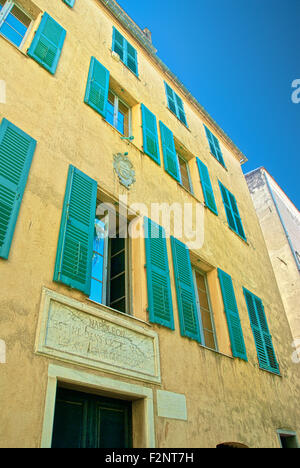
[218,269,247,360]
[27,13,66,75]
[141,104,160,165]
[0,119,36,259]
[219,182,246,240]
[171,236,201,342]
[243,288,280,374]
[144,218,174,329]
[204,125,226,167]
[159,121,180,182]
[196,158,218,215]
[54,165,97,295]
[63,0,75,7]
[84,57,110,118]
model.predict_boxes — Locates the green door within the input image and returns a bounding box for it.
[51,388,132,448]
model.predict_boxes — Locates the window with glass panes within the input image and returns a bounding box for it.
[193,269,217,350]
[177,153,193,193]
[89,203,130,315]
[0,1,31,48]
[106,90,131,137]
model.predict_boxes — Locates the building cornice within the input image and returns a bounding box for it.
[98,0,248,165]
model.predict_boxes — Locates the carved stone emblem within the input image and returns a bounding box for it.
[113,153,136,189]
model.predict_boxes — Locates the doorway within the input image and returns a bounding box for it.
[51,387,132,448]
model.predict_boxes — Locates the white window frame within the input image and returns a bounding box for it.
[107,90,132,137]
[0,0,33,49]
[177,152,193,193]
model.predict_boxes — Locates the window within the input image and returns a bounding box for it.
[164,82,187,127]
[106,90,131,137]
[193,269,217,350]
[112,27,138,76]
[219,181,246,241]
[177,153,193,193]
[204,125,226,168]
[196,158,218,215]
[0,1,31,48]
[90,204,131,315]
[278,431,299,449]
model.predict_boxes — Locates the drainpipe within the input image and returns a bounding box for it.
[263,170,300,271]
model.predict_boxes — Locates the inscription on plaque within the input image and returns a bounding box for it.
[36,289,161,383]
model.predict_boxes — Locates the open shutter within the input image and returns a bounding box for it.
[144,218,174,329]
[164,82,177,115]
[27,13,66,74]
[54,166,97,295]
[175,94,187,126]
[0,119,36,259]
[63,0,75,7]
[227,191,246,240]
[243,288,280,374]
[126,42,138,76]
[219,182,246,240]
[141,104,160,165]
[204,125,225,167]
[112,27,125,62]
[196,158,218,215]
[218,269,247,360]
[159,121,180,182]
[219,182,236,231]
[84,57,110,117]
[171,236,201,342]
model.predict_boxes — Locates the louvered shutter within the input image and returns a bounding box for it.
[243,288,280,374]
[141,104,160,164]
[0,119,36,259]
[227,191,246,240]
[218,269,247,360]
[126,42,138,76]
[112,27,125,62]
[171,236,201,342]
[63,0,75,7]
[196,158,218,215]
[84,57,110,118]
[219,182,246,240]
[204,125,226,167]
[164,82,177,115]
[54,166,97,295]
[175,94,187,126]
[27,13,66,75]
[159,121,180,182]
[144,218,174,329]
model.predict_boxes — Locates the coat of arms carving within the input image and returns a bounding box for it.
[113,153,136,189]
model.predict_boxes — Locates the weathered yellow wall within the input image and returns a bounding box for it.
[0,0,299,448]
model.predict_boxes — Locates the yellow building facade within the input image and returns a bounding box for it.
[0,0,299,448]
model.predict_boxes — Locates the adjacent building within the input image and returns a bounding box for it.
[0,0,299,448]
[245,167,300,344]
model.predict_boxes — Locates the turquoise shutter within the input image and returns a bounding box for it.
[141,104,160,165]
[164,82,187,126]
[196,158,218,215]
[243,288,280,374]
[54,166,97,295]
[112,28,138,76]
[112,27,125,62]
[0,119,36,259]
[126,42,138,76]
[63,0,75,7]
[175,94,187,126]
[84,57,110,118]
[219,182,246,240]
[144,218,174,329]
[218,269,247,360]
[204,125,225,167]
[159,121,180,182]
[171,236,201,342]
[27,13,66,75]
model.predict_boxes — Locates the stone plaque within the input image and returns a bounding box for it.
[36,288,161,384]
[157,390,187,420]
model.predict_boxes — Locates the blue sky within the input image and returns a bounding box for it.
[118,0,300,208]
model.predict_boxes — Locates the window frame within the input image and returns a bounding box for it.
[219,181,247,241]
[106,89,132,138]
[164,81,188,127]
[112,26,139,77]
[0,0,33,49]
[177,152,193,194]
[192,268,218,351]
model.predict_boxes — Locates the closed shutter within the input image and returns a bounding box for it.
[144,218,174,329]
[54,165,97,295]
[27,13,66,75]
[159,121,180,182]
[171,236,201,342]
[218,269,247,360]
[175,94,187,126]
[219,182,246,240]
[227,191,246,240]
[112,28,138,76]
[84,57,110,118]
[126,42,138,76]
[63,0,75,7]
[141,104,160,165]
[164,82,187,126]
[204,125,226,167]
[112,27,125,62]
[196,158,218,215]
[243,288,280,374]
[0,119,36,259]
